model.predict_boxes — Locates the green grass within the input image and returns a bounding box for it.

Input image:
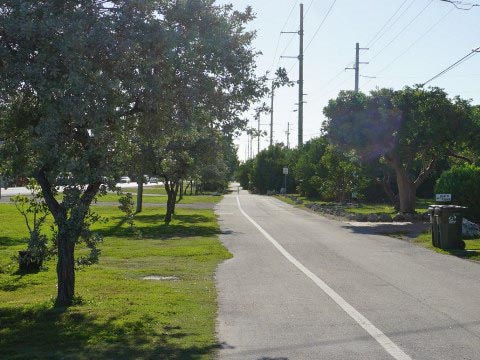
[96,192,222,205]
[122,185,168,195]
[274,194,432,215]
[414,231,480,261]
[0,203,231,359]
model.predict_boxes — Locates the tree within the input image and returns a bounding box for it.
[0,1,148,305]
[324,87,474,213]
[293,137,328,197]
[250,144,294,194]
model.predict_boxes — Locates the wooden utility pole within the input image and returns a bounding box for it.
[298,3,304,148]
[270,83,274,147]
[286,122,291,149]
[346,42,368,92]
[281,3,304,149]
[257,114,261,154]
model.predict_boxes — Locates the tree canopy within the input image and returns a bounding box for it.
[323,86,476,212]
[0,0,265,305]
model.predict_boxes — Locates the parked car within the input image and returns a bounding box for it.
[120,176,131,183]
[149,177,159,183]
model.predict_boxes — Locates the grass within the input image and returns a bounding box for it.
[96,192,222,205]
[275,194,432,215]
[0,203,231,359]
[414,231,480,261]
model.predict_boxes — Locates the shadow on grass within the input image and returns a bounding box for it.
[99,214,220,239]
[0,305,229,359]
[0,236,27,247]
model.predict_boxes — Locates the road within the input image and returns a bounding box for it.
[215,189,480,360]
[0,182,161,198]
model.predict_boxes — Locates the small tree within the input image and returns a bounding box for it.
[12,181,50,272]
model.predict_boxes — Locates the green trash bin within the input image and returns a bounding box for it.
[435,205,466,250]
[428,205,440,248]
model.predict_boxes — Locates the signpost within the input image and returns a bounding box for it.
[283,167,288,195]
[436,194,452,202]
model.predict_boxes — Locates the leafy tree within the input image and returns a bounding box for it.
[436,164,480,221]
[324,87,474,213]
[250,144,294,194]
[293,137,328,197]
[0,1,265,305]
[236,159,254,190]
[0,1,147,305]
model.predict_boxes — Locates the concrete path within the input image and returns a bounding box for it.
[215,190,480,360]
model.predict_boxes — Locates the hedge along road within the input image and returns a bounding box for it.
[215,189,480,360]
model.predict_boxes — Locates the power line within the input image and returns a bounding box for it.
[365,0,411,48]
[376,7,454,76]
[304,0,337,53]
[368,0,434,64]
[304,0,316,18]
[440,0,480,10]
[421,46,480,86]
[271,1,299,73]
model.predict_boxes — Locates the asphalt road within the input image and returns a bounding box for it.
[215,189,480,360]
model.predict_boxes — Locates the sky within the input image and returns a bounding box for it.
[216,0,480,161]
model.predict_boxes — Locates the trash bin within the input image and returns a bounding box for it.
[428,205,440,248]
[434,205,467,250]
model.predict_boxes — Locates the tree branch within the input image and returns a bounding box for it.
[414,158,436,189]
[35,169,62,221]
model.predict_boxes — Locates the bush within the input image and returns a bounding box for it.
[435,164,480,221]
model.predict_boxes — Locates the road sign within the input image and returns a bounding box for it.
[436,194,452,202]
[283,167,288,175]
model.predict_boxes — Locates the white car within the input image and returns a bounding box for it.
[120,176,131,183]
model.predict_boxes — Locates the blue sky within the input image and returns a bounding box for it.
[218,0,480,160]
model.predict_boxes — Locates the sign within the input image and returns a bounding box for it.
[436,194,451,202]
[283,167,289,175]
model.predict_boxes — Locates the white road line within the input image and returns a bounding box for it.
[236,196,413,360]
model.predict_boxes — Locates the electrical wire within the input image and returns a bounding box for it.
[440,0,480,10]
[271,1,299,73]
[421,46,480,86]
[367,0,417,49]
[304,0,316,18]
[304,0,337,53]
[366,0,411,48]
[368,0,435,64]
[376,7,454,76]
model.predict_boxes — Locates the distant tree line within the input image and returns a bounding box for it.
[238,87,480,219]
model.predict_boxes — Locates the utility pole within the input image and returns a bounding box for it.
[286,122,291,149]
[298,2,304,148]
[280,3,304,149]
[346,42,368,92]
[270,83,274,147]
[257,114,261,154]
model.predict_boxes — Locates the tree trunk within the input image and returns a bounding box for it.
[190,180,193,195]
[164,181,176,223]
[136,177,143,213]
[177,181,183,203]
[56,227,75,306]
[396,170,416,213]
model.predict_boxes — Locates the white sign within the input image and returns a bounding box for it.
[283,167,289,175]
[436,194,451,202]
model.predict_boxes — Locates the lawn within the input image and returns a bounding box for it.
[96,192,222,205]
[414,231,480,261]
[0,203,231,359]
[275,194,432,215]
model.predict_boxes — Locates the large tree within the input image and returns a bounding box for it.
[324,87,474,213]
[0,0,265,305]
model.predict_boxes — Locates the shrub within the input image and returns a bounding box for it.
[435,164,480,221]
